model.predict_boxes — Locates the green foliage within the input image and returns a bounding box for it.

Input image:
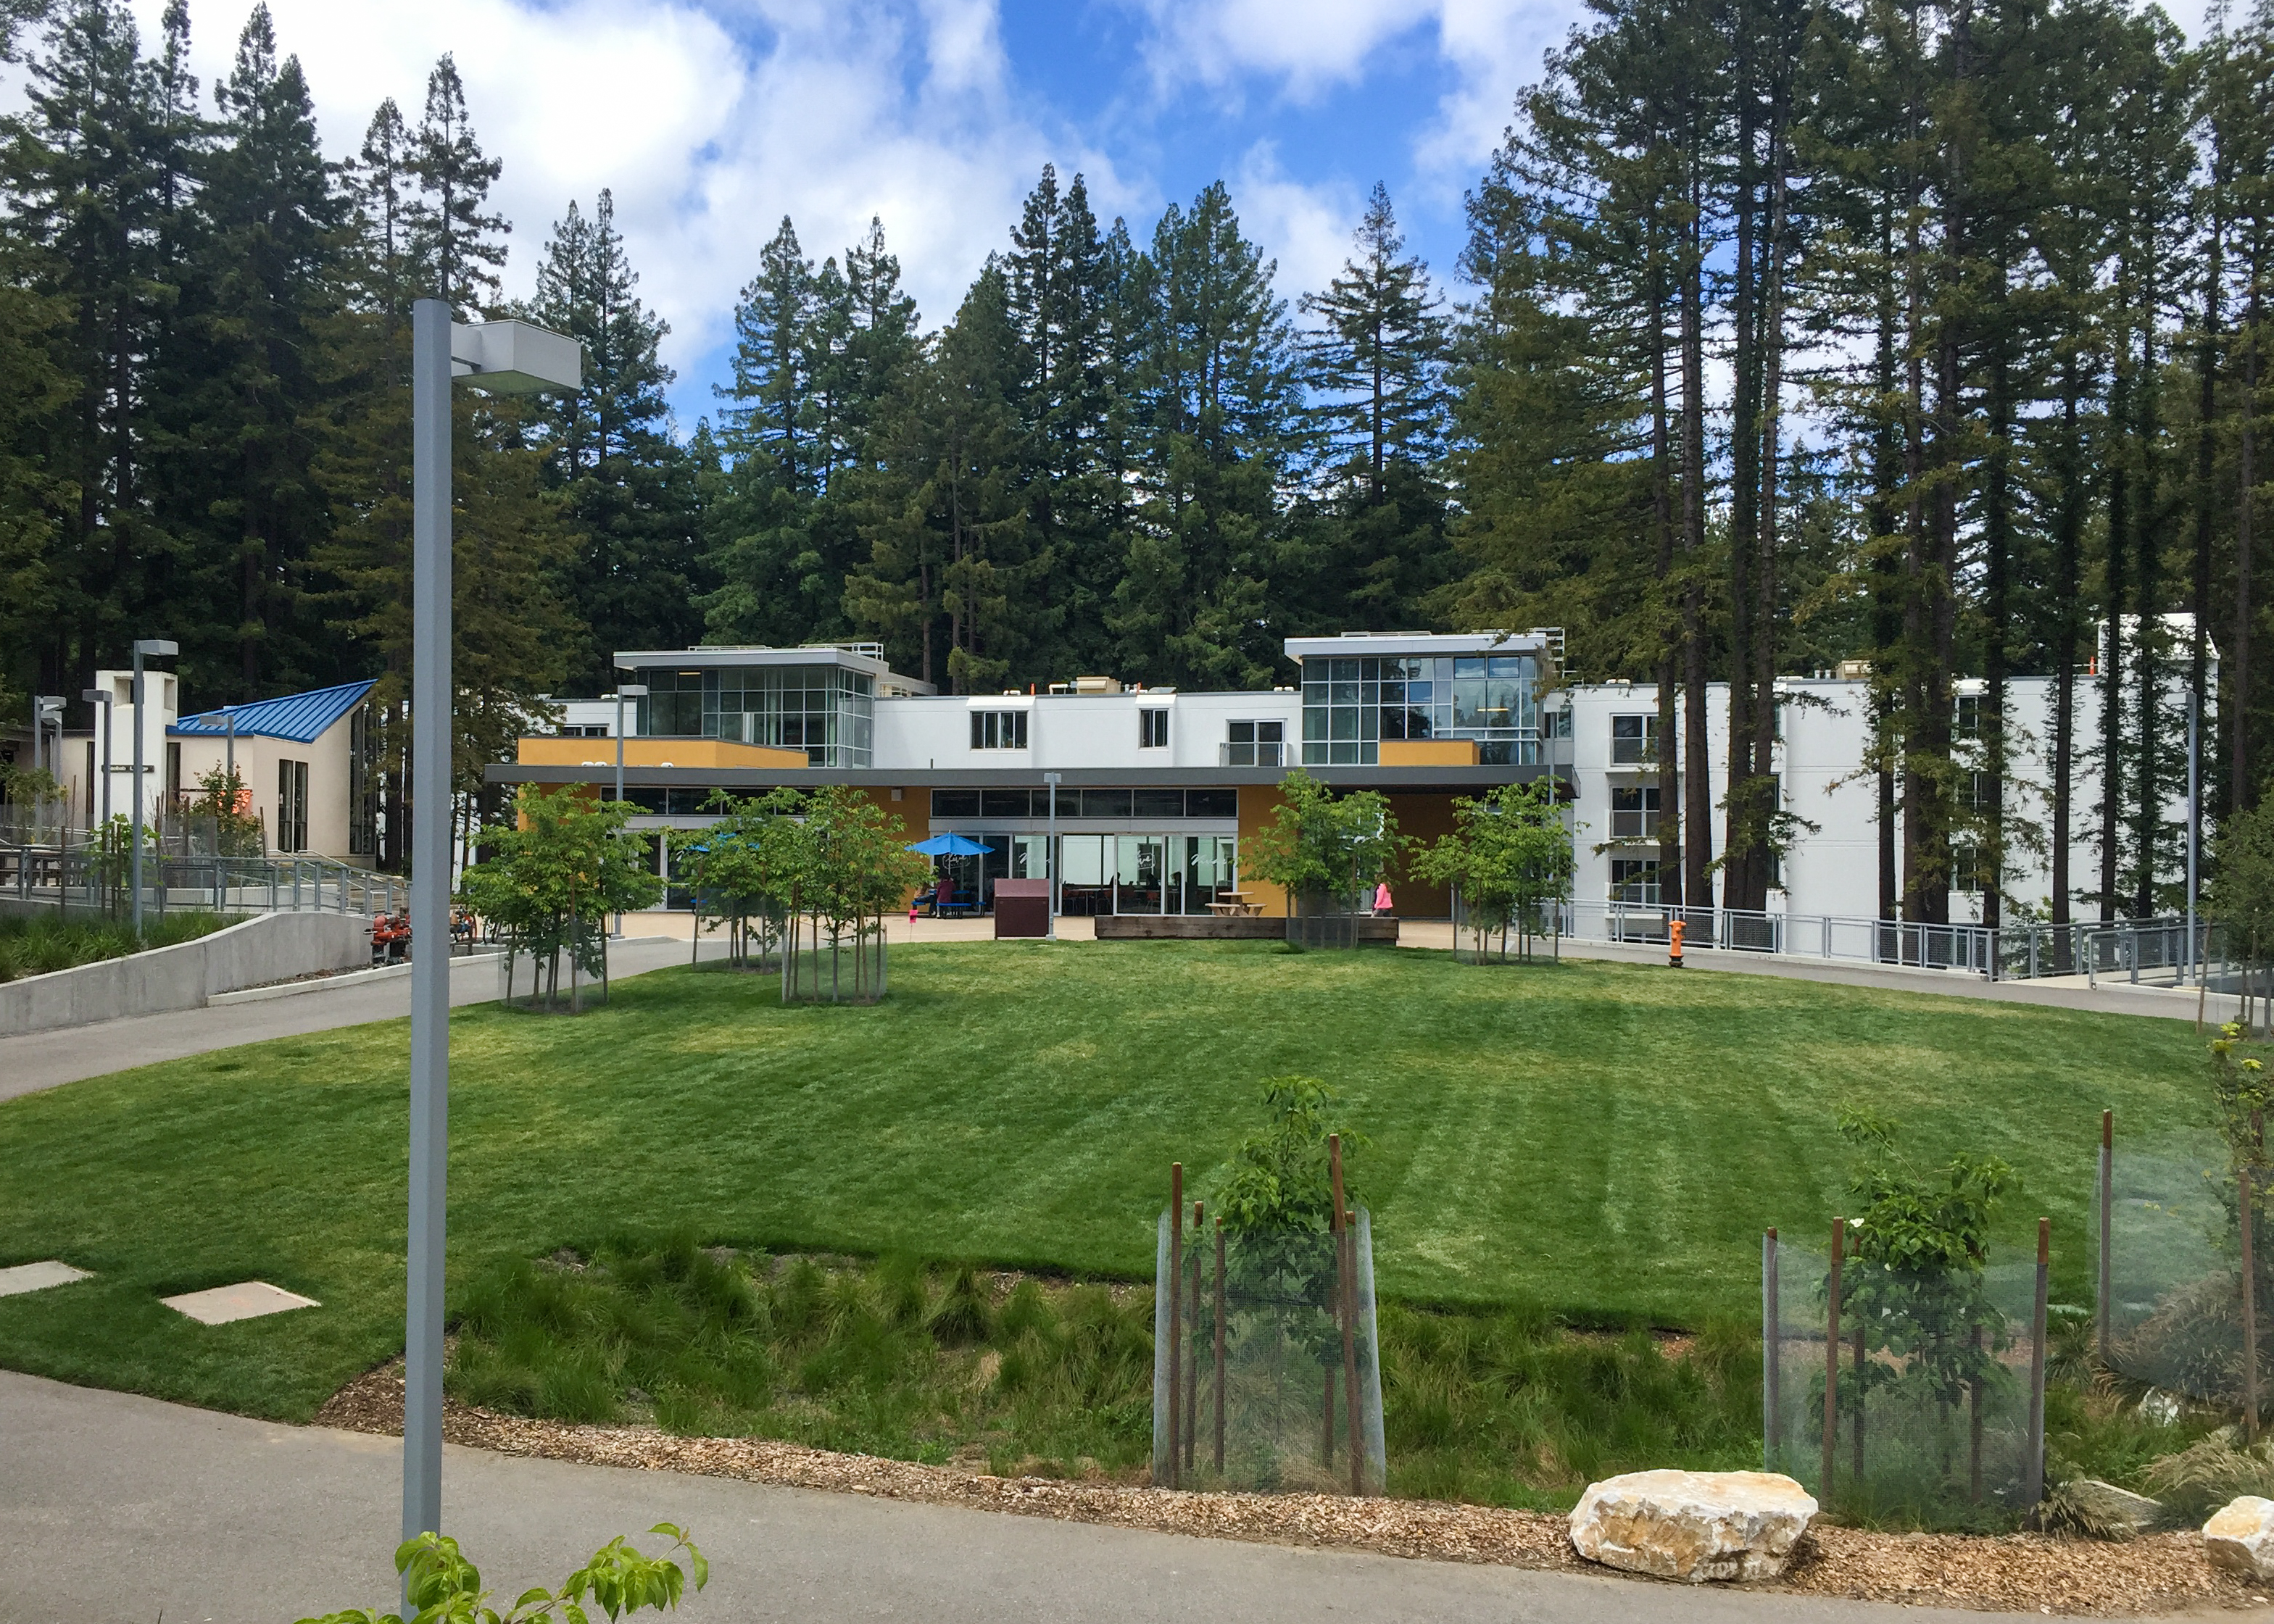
[0,908,223,983]
[1211,1076,1363,1241]
[1411,780,1574,961]
[1241,770,1402,916]
[460,786,661,1004]
[296,1524,705,1624]
[1830,1109,2017,1481]
[684,789,797,968]
[449,1242,1155,1478]
[0,943,2219,1424]
[186,764,267,856]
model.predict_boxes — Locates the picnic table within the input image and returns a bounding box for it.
[1207,891,1263,917]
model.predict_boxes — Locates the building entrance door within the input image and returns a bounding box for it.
[1115,835,1165,913]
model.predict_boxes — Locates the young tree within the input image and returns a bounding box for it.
[459,784,660,1011]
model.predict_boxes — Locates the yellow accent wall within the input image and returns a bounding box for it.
[1236,784,1289,915]
[514,736,811,771]
[1379,738,1480,766]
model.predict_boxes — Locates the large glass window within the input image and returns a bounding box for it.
[1611,786,1661,838]
[1116,835,1166,913]
[632,663,874,766]
[1610,858,1661,904]
[1225,720,1284,766]
[1302,652,1538,765]
[971,709,1029,750]
[1611,714,1657,764]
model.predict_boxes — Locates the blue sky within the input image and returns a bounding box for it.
[101,0,1588,428]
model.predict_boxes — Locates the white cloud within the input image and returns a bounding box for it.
[1123,0,1571,188]
[1227,145,1360,313]
[119,0,1116,419]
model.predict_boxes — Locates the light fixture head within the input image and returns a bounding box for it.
[81,688,108,706]
[133,638,179,657]
[617,684,649,699]
[450,319,582,394]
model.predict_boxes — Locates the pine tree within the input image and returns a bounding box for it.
[171,4,343,695]
[847,267,1029,691]
[408,54,505,312]
[526,188,704,690]
[1297,183,1451,632]
[1113,182,1300,689]
[0,0,173,696]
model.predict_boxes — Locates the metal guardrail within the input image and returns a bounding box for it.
[1551,899,2222,983]
[1,844,406,920]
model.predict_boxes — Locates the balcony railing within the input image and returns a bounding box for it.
[1220,741,1287,767]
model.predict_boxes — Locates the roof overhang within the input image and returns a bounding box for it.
[484,762,1560,794]
[1282,630,1551,662]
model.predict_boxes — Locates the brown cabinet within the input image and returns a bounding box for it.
[993,878,1051,938]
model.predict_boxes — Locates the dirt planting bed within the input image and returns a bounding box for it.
[315,1362,2263,1615]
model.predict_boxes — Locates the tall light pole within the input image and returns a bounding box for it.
[222,704,237,796]
[1043,771,1061,939]
[81,687,111,836]
[403,300,581,1558]
[130,639,177,936]
[612,684,646,936]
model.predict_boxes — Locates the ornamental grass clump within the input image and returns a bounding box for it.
[447,1239,1156,1479]
[0,909,224,982]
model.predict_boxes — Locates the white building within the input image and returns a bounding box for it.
[489,629,2196,927]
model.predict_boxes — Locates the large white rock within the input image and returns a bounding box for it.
[2204,1496,2274,1579]
[1569,1469,1818,1583]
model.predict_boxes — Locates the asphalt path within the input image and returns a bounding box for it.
[0,936,705,1103]
[0,1369,2036,1624]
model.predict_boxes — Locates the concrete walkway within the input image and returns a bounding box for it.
[0,1369,2036,1624]
[0,936,701,1103]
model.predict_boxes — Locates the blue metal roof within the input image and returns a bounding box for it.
[171,679,375,745]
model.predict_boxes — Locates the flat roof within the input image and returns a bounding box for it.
[1281,630,1551,661]
[612,645,937,696]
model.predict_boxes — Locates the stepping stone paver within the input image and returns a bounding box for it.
[159,1281,318,1325]
[0,1260,91,1297]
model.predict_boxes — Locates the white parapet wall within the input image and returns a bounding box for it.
[0,912,371,1037]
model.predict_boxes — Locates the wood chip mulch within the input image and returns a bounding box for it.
[314,1364,2266,1615]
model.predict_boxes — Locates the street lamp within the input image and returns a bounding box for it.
[1043,771,1061,940]
[81,688,111,836]
[222,704,237,798]
[31,695,62,849]
[130,639,178,936]
[402,301,581,1559]
[612,686,647,938]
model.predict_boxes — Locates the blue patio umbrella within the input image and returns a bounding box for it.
[908,832,995,857]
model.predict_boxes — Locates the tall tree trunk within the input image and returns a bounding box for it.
[1651,224,1683,911]
[2241,288,2261,815]
[2104,318,2131,923]
[2054,364,2083,936]
[1725,23,1764,915]
[1680,186,1714,917]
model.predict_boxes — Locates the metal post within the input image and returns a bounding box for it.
[1824,1216,1843,1496]
[1044,771,1061,938]
[615,691,626,938]
[2025,1217,2049,1505]
[1762,1228,1780,1470]
[128,641,176,933]
[403,298,452,1552]
[2249,1153,2262,1446]
[2099,1109,2113,1363]
[82,687,111,862]
[1213,1215,1226,1474]
[1330,1133,1363,1496]
[1166,1162,1182,1488]
[223,705,236,801]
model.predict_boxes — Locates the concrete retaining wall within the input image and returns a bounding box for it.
[0,912,370,1037]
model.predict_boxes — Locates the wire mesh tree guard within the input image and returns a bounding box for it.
[1153,1157,1385,1495]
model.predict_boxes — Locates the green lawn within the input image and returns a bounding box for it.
[0,942,2213,1424]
